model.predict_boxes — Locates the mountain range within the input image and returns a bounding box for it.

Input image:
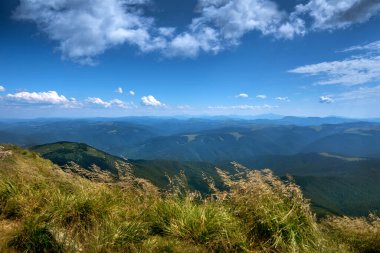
[1,117,380,161]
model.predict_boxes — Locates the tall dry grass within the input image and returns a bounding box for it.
[321,214,380,253]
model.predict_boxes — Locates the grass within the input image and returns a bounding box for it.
[321,214,380,253]
[0,144,377,252]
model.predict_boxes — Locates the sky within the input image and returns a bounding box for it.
[0,0,380,118]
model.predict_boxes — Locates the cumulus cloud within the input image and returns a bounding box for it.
[129,90,135,96]
[5,91,79,107]
[110,98,134,109]
[294,0,380,30]
[12,0,380,60]
[319,95,334,104]
[236,93,249,98]
[162,0,380,57]
[0,86,5,92]
[13,0,167,64]
[141,95,163,107]
[275,96,290,101]
[256,94,267,99]
[116,87,123,94]
[86,97,112,108]
[2,90,136,110]
[85,97,134,108]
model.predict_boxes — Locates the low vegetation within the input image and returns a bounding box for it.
[0,145,378,252]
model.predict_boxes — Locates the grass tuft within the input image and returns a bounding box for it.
[8,217,63,253]
[321,213,380,253]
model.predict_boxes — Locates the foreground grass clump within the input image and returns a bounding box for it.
[8,217,63,253]
[0,145,370,252]
[147,196,246,251]
[321,214,380,253]
[213,164,327,252]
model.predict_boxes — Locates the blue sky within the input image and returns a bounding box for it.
[0,0,380,118]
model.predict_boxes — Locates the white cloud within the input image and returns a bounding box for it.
[158,27,176,37]
[163,0,380,58]
[289,56,380,86]
[236,93,249,98]
[343,40,380,53]
[294,0,380,30]
[195,0,305,40]
[116,87,123,94]
[275,96,290,102]
[141,95,163,107]
[5,91,78,108]
[290,40,380,89]
[12,0,380,61]
[86,97,112,108]
[129,90,135,96]
[13,0,166,64]
[0,86,5,92]
[110,98,134,109]
[256,94,267,99]
[319,95,334,104]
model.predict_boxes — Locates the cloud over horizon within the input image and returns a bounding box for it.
[141,95,163,107]
[5,91,79,108]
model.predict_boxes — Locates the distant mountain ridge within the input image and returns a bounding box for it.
[1,118,380,161]
[130,122,380,161]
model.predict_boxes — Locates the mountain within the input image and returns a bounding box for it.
[0,119,156,156]
[131,122,380,161]
[2,118,380,160]
[30,142,227,193]
[31,142,380,216]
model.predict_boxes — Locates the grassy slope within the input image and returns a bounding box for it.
[2,145,380,252]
